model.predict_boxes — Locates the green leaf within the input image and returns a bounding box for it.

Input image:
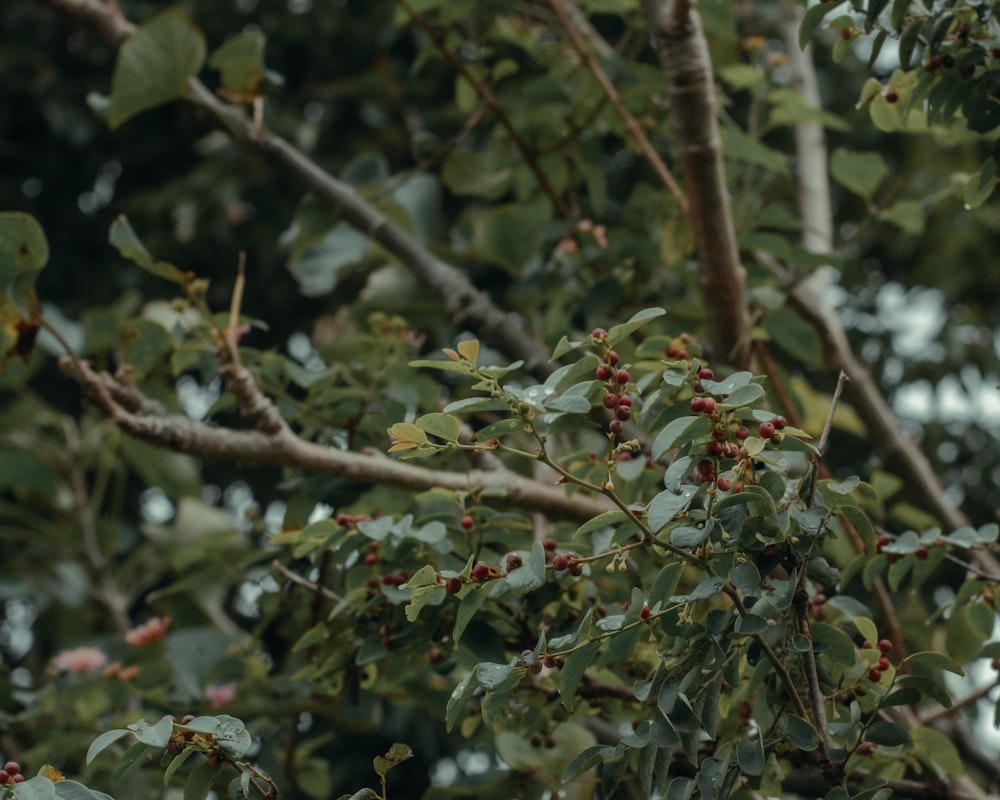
[505,540,546,594]
[912,726,963,777]
[184,761,219,800]
[86,729,131,765]
[651,415,712,460]
[854,617,878,647]
[558,640,600,710]
[764,306,823,366]
[108,8,207,127]
[605,307,666,347]
[725,383,765,408]
[113,741,149,785]
[445,672,477,731]
[130,717,174,748]
[122,319,172,376]
[670,525,709,548]
[964,158,997,210]
[891,0,912,30]
[575,509,630,537]
[109,216,189,285]
[647,486,699,533]
[11,778,57,800]
[164,747,198,786]
[183,716,252,758]
[730,560,760,596]
[736,732,765,776]
[208,31,266,101]
[453,583,488,643]
[482,664,522,724]
[373,743,413,777]
[441,150,512,198]
[866,721,912,747]
[780,713,819,751]
[721,127,788,175]
[811,621,857,666]
[416,412,460,442]
[830,148,887,198]
[799,0,847,48]
[562,745,609,783]
[0,212,48,311]
[52,781,112,800]
[441,396,510,414]
[879,199,925,235]
[906,650,964,676]
[467,199,549,276]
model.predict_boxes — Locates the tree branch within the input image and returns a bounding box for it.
[59,356,614,522]
[28,0,558,384]
[641,0,749,368]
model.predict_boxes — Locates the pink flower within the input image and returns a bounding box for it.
[124,616,171,646]
[53,646,108,675]
[204,682,238,709]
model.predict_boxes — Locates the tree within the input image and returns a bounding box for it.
[2,1,1000,799]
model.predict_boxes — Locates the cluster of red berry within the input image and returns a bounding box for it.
[0,761,24,785]
[865,638,893,683]
[591,329,632,435]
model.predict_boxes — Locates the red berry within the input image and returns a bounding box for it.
[702,397,716,414]
[717,477,732,491]
[868,667,882,682]
[10,775,23,784]
[961,64,975,77]
[735,425,750,440]
[697,368,714,380]
[758,421,775,438]
[506,553,523,572]
[942,54,954,68]
[713,427,728,442]
[915,545,929,560]
[877,639,893,654]
[603,392,619,409]
[811,594,826,606]
[363,553,378,566]
[706,441,724,456]
[991,658,1000,671]
[0,771,10,785]
[4,764,19,777]
[856,741,874,755]
[595,366,612,381]
[336,513,351,525]
[876,534,891,552]
[840,27,852,40]
[381,573,395,585]
[690,397,706,413]
[616,369,630,384]
[607,351,620,365]
[471,563,492,581]
[878,657,891,670]
[445,577,462,594]
[591,328,608,341]
[772,416,786,430]
[639,605,651,620]
[885,90,899,103]
[615,405,631,421]
[552,554,569,571]
[543,538,558,551]
[618,395,632,407]
[460,515,475,530]
[770,433,783,444]
[609,419,623,433]
[697,459,714,474]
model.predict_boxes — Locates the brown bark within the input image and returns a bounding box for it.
[641,0,750,369]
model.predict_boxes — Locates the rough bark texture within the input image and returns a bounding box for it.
[642,0,750,369]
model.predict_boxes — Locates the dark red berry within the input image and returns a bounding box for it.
[363,553,378,566]
[618,395,632,407]
[706,441,724,456]
[868,667,882,682]
[10,775,23,784]
[609,419,623,434]
[381,573,395,585]
[471,563,492,581]
[697,459,714,474]
[697,368,714,380]
[445,577,462,594]
[991,657,1000,671]
[878,639,893,654]
[607,351,620,365]
[856,741,874,755]
[615,405,631,421]
[840,27,852,40]
[713,427,729,442]
[758,421,776,438]
[543,538,558,551]
[591,328,608,341]
[603,392,619,409]
[690,397,706,413]
[506,553,523,572]
[336,513,351,526]
[878,657,891,670]
[616,370,630,384]
[702,397,716,414]
[4,764,20,777]
[552,554,569,571]
[639,605,651,620]
[717,476,732,491]
[595,366,612,381]
[876,534,892,552]
[167,741,183,756]
[915,545,929,560]
[961,64,975,77]
[811,594,826,606]
[942,54,954,68]
[772,416,786,430]
[0,771,9,785]
[460,515,475,530]
[735,426,750,440]
[885,90,899,103]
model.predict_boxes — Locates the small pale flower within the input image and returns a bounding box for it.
[204,681,238,709]
[53,646,108,675]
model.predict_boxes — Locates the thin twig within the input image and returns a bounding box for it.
[546,0,687,212]
[270,560,341,602]
[919,682,998,726]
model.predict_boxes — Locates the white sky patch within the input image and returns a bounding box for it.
[876,283,946,358]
